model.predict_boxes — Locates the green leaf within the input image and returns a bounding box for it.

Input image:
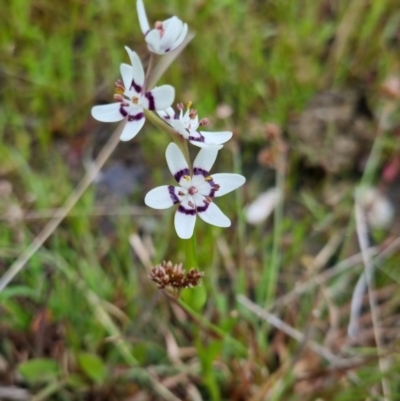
[77,353,106,384]
[19,358,60,383]
[181,284,207,312]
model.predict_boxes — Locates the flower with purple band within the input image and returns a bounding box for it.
[137,0,188,55]
[91,46,175,141]
[158,105,232,149]
[145,143,245,239]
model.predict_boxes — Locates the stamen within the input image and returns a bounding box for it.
[178,191,185,196]
[186,101,192,109]
[204,197,213,204]
[188,201,195,208]
[199,118,209,126]
[183,175,190,181]
[205,176,213,181]
[177,103,184,111]
[189,109,197,120]
[115,79,125,95]
[114,94,124,102]
[188,186,198,195]
[154,21,165,37]
[213,184,220,190]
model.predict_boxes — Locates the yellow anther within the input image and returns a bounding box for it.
[183,175,190,181]
[115,87,124,95]
[186,101,192,109]
[132,96,139,105]
[205,176,213,181]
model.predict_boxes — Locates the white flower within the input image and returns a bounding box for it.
[158,105,232,149]
[91,47,175,141]
[145,143,245,239]
[137,0,188,55]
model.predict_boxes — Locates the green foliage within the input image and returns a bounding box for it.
[77,352,107,384]
[18,358,60,384]
[1,0,400,399]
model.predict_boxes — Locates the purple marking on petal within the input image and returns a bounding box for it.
[168,185,180,204]
[197,202,210,213]
[165,48,171,52]
[189,132,205,142]
[178,205,196,215]
[145,29,150,36]
[174,168,190,183]
[127,112,144,122]
[193,167,208,177]
[120,106,128,117]
[145,92,155,110]
[131,79,142,93]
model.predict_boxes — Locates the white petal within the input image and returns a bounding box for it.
[173,23,188,50]
[193,147,219,175]
[165,143,190,184]
[91,103,124,123]
[136,0,150,34]
[210,173,246,197]
[170,120,189,138]
[160,17,183,52]
[189,140,223,149]
[200,131,232,146]
[196,199,231,227]
[119,115,145,141]
[144,185,182,209]
[145,30,161,54]
[174,195,197,239]
[157,107,176,120]
[124,47,144,90]
[145,85,175,111]
[120,63,133,91]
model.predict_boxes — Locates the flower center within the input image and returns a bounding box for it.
[188,186,198,195]
[132,96,139,105]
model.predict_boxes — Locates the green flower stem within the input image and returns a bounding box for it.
[184,234,197,270]
[144,109,191,166]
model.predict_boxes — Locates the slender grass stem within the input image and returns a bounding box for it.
[176,298,248,356]
[264,151,285,307]
[0,123,123,292]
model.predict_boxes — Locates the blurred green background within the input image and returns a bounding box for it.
[1,0,400,400]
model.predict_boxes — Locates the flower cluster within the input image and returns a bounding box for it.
[91,0,245,239]
[150,261,204,289]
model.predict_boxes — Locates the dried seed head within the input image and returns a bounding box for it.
[150,261,204,290]
[265,123,282,140]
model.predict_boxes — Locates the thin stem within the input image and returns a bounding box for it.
[264,150,285,307]
[354,202,391,400]
[144,109,191,166]
[176,297,248,356]
[184,235,197,270]
[0,122,124,292]
[143,53,156,93]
